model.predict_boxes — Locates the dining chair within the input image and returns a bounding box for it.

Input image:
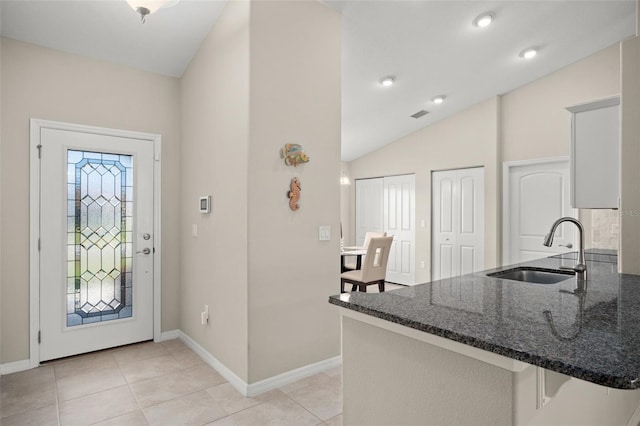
[342,231,386,271]
[340,236,394,293]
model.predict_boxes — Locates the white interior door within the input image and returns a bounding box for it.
[38,126,155,361]
[432,167,485,281]
[504,159,575,265]
[355,178,384,246]
[384,174,415,285]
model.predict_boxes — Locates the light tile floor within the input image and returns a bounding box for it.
[0,340,343,426]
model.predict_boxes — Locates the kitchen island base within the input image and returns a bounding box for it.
[341,311,640,426]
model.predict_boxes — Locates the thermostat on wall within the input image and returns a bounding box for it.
[199,196,211,214]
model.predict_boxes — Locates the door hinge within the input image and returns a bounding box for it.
[37,144,42,159]
[38,330,41,344]
[38,238,41,251]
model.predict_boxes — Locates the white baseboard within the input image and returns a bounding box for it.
[176,330,341,397]
[1,329,342,398]
[178,331,250,396]
[246,355,342,397]
[158,329,181,342]
[0,359,31,375]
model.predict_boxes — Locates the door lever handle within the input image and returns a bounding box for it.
[559,243,573,249]
[137,247,151,255]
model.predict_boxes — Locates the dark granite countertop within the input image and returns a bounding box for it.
[550,248,618,264]
[329,252,640,389]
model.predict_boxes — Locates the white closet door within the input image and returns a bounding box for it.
[432,172,455,280]
[355,175,416,285]
[355,178,384,246]
[384,174,415,285]
[456,168,485,276]
[432,168,484,281]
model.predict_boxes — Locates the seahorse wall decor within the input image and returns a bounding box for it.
[281,143,310,167]
[288,177,301,211]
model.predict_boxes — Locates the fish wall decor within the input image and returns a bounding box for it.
[281,144,310,167]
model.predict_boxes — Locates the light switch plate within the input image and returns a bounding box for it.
[319,225,331,241]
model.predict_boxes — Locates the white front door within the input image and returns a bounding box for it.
[432,167,485,281]
[383,174,415,285]
[504,159,575,265]
[37,124,156,361]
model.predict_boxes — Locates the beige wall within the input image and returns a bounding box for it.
[0,27,3,364]
[501,44,620,163]
[342,316,513,425]
[179,0,250,381]
[179,0,341,383]
[348,97,500,284]
[247,0,341,382]
[0,38,182,363]
[346,44,621,282]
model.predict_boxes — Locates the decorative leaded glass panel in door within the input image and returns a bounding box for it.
[66,150,133,327]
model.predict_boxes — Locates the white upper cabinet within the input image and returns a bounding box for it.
[566,96,620,209]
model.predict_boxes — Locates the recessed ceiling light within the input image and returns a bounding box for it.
[519,47,538,59]
[432,95,446,104]
[380,76,395,87]
[473,12,494,28]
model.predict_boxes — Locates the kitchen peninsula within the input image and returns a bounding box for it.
[329,252,640,425]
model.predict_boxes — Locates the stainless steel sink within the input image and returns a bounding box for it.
[487,267,574,284]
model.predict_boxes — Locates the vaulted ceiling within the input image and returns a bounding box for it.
[1,0,636,161]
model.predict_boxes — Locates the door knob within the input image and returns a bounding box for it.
[143,233,151,240]
[137,247,151,255]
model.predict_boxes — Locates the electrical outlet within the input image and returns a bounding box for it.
[201,304,209,325]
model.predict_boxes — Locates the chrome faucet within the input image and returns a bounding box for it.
[543,217,587,281]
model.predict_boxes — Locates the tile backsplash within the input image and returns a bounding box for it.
[582,209,619,250]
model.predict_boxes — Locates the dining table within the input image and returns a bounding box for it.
[340,247,367,273]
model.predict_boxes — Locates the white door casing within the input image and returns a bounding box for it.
[355,178,384,246]
[431,167,485,281]
[503,158,576,266]
[30,119,162,364]
[383,174,415,285]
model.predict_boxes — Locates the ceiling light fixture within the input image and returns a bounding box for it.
[432,95,446,104]
[127,0,179,23]
[380,76,395,87]
[519,47,539,59]
[473,12,495,28]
